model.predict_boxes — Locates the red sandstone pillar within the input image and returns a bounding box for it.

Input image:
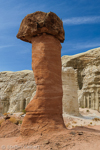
[17,11,65,136]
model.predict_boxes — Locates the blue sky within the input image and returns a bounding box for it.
[0,0,100,71]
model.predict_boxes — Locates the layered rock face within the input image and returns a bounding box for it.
[17,11,65,136]
[62,47,100,111]
[0,71,36,114]
[79,65,100,111]
[0,99,3,116]
[62,67,79,116]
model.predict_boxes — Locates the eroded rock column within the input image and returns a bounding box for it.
[62,67,80,116]
[17,11,65,136]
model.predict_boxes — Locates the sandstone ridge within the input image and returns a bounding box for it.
[0,70,36,114]
[62,47,100,111]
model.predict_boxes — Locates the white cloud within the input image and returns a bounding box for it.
[62,39,100,55]
[73,42,100,50]
[63,16,100,25]
[0,45,14,49]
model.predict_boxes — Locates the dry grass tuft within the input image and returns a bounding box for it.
[9,117,18,125]
[66,123,71,128]
[3,113,10,116]
[93,118,100,121]
[9,117,22,125]
[88,124,91,126]
[72,121,77,124]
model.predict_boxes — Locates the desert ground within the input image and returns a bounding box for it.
[0,108,100,150]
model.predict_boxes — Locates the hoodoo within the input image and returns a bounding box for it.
[17,11,65,136]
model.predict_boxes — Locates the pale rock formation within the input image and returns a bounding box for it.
[62,47,100,111]
[0,99,3,116]
[0,67,80,117]
[79,65,100,111]
[0,70,36,114]
[30,91,36,102]
[62,67,80,116]
[17,11,65,136]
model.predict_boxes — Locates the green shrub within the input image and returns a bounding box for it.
[18,120,22,124]
[86,110,89,112]
[22,109,26,114]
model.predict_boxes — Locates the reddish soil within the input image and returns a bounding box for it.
[0,109,100,150]
[0,122,100,150]
[0,120,20,138]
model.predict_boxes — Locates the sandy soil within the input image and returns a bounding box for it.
[63,108,100,129]
[0,108,100,150]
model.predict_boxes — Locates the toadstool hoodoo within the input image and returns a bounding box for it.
[17,11,65,136]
